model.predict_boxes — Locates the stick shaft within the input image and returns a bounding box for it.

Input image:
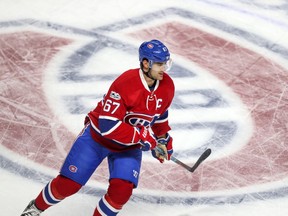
[170,156,192,170]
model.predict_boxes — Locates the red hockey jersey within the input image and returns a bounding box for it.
[87,68,175,152]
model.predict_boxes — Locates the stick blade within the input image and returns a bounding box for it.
[202,148,212,158]
[189,148,211,172]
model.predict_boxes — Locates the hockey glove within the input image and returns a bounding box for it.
[138,126,157,151]
[152,144,168,163]
[152,133,174,162]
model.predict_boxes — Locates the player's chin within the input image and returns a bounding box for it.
[157,74,164,80]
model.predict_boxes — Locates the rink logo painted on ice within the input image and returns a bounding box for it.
[1,7,288,205]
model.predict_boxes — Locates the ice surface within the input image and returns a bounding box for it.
[1,0,288,215]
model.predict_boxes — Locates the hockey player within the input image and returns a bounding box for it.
[21,39,175,216]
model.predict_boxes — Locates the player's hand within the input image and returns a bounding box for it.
[138,126,157,151]
[152,133,173,162]
[152,144,168,163]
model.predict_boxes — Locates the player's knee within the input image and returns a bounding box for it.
[52,175,82,199]
[107,178,134,207]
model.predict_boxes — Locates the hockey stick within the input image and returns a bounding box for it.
[156,147,211,172]
[171,148,211,172]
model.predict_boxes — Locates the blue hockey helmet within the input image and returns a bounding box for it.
[139,39,170,67]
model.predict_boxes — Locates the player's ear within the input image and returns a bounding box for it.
[141,59,150,72]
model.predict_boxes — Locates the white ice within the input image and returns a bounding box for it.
[1,0,288,215]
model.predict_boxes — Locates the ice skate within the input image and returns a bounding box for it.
[21,200,43,216]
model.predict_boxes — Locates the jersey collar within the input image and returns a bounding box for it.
[139,69,159,92]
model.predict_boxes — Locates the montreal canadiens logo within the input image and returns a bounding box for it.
[147,43,154,49]
[69,165,78,173]
[123,113,154,127]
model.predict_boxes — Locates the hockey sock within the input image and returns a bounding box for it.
[94,178,134,216]
[35,175,82,210]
